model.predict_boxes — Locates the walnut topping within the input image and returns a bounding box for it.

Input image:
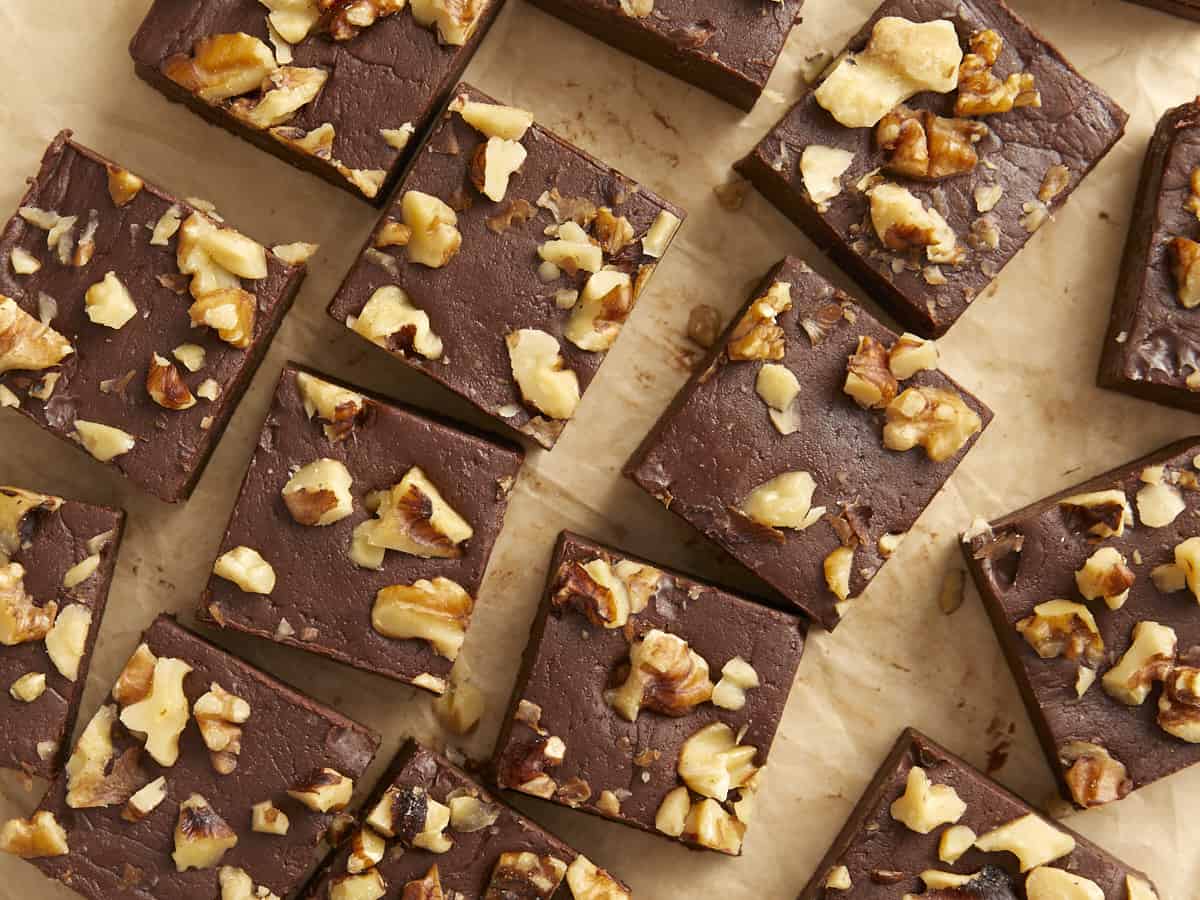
[973,814,1075,871]
[1102,621,1177,706]
[260,0,321,44]
[1025,868,1103,900]
[367,785,452,851]
[955,30,1040,117]
[938,825,976,864]
[219,866,282,900]
[147,354,197,410]
[1016,600,1105,667]
[194,683,251,775]
[1059,742,1132,808]
[178,212,266,345]
[889,766,966,833]
[888,333,939,379]
[1074,547,1134,610]
[9,671,45,703]
[288,768,354,812]
[470,137,527,202]
[119,655,194,767]
[740,471,824,532]
[814,17,963,128]
[684,798,746,856]
[565,856,630,900]
[374,219,411,248]
[282,458,355,526]
[295,372,366,442]
[105,166,144,207]
[486,851,567,899]
[1059,489,1132,539]
[251,800,290,835]
[642,209,682,259]
[45,603,91,682]
[112,642,157,706]
[0,296,73,373]
[72,420,136,462]
[319,0,405,39]
[678,722,758,802]
[825,866,853,890]
[552,557,662,629]
[844,335,899,409]
[883,386,981,462]
[606,629,713,721]
[507,328,580,420]
[173,795,237,871]
[0,812,68,859]
[213,546,277,594]
[655,786,690,837]
[0,487,61,562]
[1171,237,1200,308]
[486,198,535,234]
[565,269,634,352]
[824,545,854,605]
[1136,479,1186,528]
[230,65,328,129]
[1159,665,1200,742]
[800,145,855,206]
[1153,536,1200,602]
[164,33,278,103]
[371,577,473,661]
[355,467,473,560]
[593,208,635,255]
[1126,876,1160,900]
[756,363,801,434]
[66,705,140,809]
[410,0,483,46]
[9,248,40,275]
[18,207,77,264]
[447,791,500,832]
[346,826,385,874]
[500,735,565,798]
[869,183,961,264]
[330,870,387,900]
[451,96,534,140]
[398,190,463,268]
[711,657,760,711]
[539,221,603,275]
[124,776,168,822]
[877,106,986,181]
[728,281,791,360]
[0,563,57,646]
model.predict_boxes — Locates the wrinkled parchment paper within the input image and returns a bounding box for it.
[1,0,1198,896]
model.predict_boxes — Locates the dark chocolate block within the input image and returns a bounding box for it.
[492,531,805,856]
[1122,0,1200,20]
[3,615,379,900]
[798,728,1158,899]
[328,83,686,450]
[1099,100,1200,411]
[199,363,523,693]
[735,0,1128,337]
[0,486,124,778]
[0,132,305,502]
[130,0,505,203]
[625,257,991,630]
[963,437,1200,810]
[302,740,631,899]
[524,0,805,111]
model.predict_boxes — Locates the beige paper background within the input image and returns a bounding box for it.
[0,0,1197,896]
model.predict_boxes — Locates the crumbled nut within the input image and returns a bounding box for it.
[0,563,57,645]
[187,287,257,349]
[282,458,354,526]
[824,545,854,605]
[0,385,17,408]
[890,766,966,833]
[172,794,238,871]
[877,107,986,181]
[938,825,976,863]
[565,855,630,900]
[251,800,290,835]
[711,657,760,711]
[565,269,633,352]
[825,865,852,890]
[73,420,136,462]
[18,207,77,264]
[1136,479,1186,528]
[973,813,1074,871]
[888,333,939,379]
[432,669,484,734]
[1103,621,1177,706]
[869,183,961,264]
[1075,665,1097,699]
[470,137,527,202]
[507,328,580,420]
[740,471,824,531]
[150,205,183,245]
[400,189,463,268]
[975,183,1003,213]
[814,17,963,128]
[272,241,319,265]
[687,304,722,348]
[8,248,40,275]
[654,786,691,837]
[1059,489,1132,539]
[63,552,99,590]
[539,224,603,276]
[883,386,981,462]
[1024,867,1104,900]
[452,96,534,140]
[684,797,746,856]
[727,281,791,360]
[374,220,412,249]
[552,557,661,629]
[45,603,92,681]
[213,546,276,594]
[1059,742,1132,808]
[196,378,221,401]
[593,208,635,255]
[1074,547,1134,610]
[295,372,366,442]
[165,32,277,102]
[0,811,68,859]
[410,0,483,45]
[9,671,45,703]
[288,768,354,812]
[1126,875,1160,900]
[179,209,267,288]
[367,785,453,851]
[194,683,251,774]
[800,145,855,206]
[844,335,899,409]
[0,296,73,373]
[112,642,156,706]
[330,869,387,900]
[606,629,713,721]
[1016,600,1105,667]
[219,865,282,900]
[147,354,197,411]
[123,776,167,822]
[66,705,127,808]
[1158,665,1200,742]
[955,29,1041,117]
[595,790,622,817]
[447,792,500,833]
[677,722,758,802]
[356,467,473,559]
[380,123,415,151]
[372,577,473,661]
[346,826,385,874]
[119,655,194,766]
[642,209,681,259]
[231,65,328,128]
[485,851,567,899]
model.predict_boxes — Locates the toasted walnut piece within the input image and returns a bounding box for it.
[565,269,634,352]
[800,145,855,206]
[1125,875,1160,900]
[179,210,268,289]
[566,856,630,900]
[251,800,290,835]
[1074,665,1097,699]
[378,123,416,153]
[194,683,251,774]
[1016,600,1105,667]
[507,329,580,420]
[318,0,405,39]
[888,333,939,379]
[1158,665,1200,742]
[877,107,986,181]
[974,183,1003,214]
[728,281,792,361]
[288,768,354,812]
[44,603,91,681]
[741,471,824,531]
[259,0,322,42]
[815,17,963,128]
[196,378,221,401]
[271,242,318,267]
[0,385,18,408]
[61,552,99,590]
[145,353,197,411]
[452,96,534,140]
[165,32,278,102]
[400,190,462,268]
[330,870,387,900]
[172,794,237,871]
[1074,547,1134,610]
[105,166,144,208]
[883,386,981,462]
[410,0,482,44]
[595,790,622,817]
[0,487,60,560]
[123,776,168,823]
[678,722,759,802]
[282,458,354,526]
[1173,237,1200,309]
[708,656,759,711]
[654,786,691,837]
[0,296,74,373]
[372,577,473,661]
[1059,489,1132,539]
[295,372,366,442]
[213,545,277,595]
[974,814,1074,872]
[150,205,184,246]
[1137,480,1186,528]
[359,467,473,559]
[889,766,966,834]
[0,812,68,859]
[592,208,635,255]
[9,248,40,275]
[823,546,854,607]
[469,137,527,203]
[825,866,852,890]
[1025,867,1103,900]
[938,825,976,864]
[344,826,385,875]
[869,182,961,264]
[231,65,328,128]
[1103,620,1177,706]
[120,656,193,767]
[432,672,484,734]
[484,852,567,899]
[0,564,57,645]
[112,642,156,706]
[219,865,282,900]
[683,798,745,856]
[844,335,898,409]
[374,220,412,249]
[642,209,682,259]
[187,288,257,349]
[1059,742,1132,808]
[606,629,713,721]
[9,671,45,703]
[66,705,119,808]
[447,792,500,833]
[955,29,1040,117]
[72,420,136,463]
[552,557,660,629]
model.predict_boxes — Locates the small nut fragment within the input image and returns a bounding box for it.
[1074,547,1134,610]
[565,855,630,900]
[655,786,690,837]
[883,386,981,462]
[368,785,453,852]
[1059,742,1132,808]
[800,145,855,206]
[346,826,385,874]
[9,248,40,275]
[410,0,483,46]
[1025,867,1103,900]
[9,671,45,702]
[889,766,966,834]
[1136,479,1186,528]
[45,603,92,681]
[1016,600,1104,667]
[402,191,462,268]
[470,137,527,202]
[642,209,682,259]
[287,768,354,812]
[552,557,662,630]
[188,288,257,349]
[271,241,319,264]
[1102,620,1177,706]
[1170,237,1200,308]
[372,577,473,661]
[213,546,276,594]
[106,166,144,208]
[66,705,124,808]
[173,343,207,372]
[683,798,745,856]
[975,183,1004,213]
[844,335,898,409]
[1126,876,1160,900]
[728,281,791,361]
[356,468,473,559]
[452,97,534,140]
[448,792,500,832]
[939,825,976,863]
[888,333,939,379]
[869,182,961,264]
[825,545,854,603]
[955,29,1041,117]
[825,866,852,890]
[974,814,1075,872]
[1059,489,1132,539]
[164,32,278,103]
[0,296,73,373]
[282,458,354,526]
[711,657,760,711]
[565,269,634,353]
[252,800,290,835]
[73,420,136,463]
[194,683,251,774]
[150,205,183,246]
[507,329,580,420]
[485,851,568,899]
[330,870,386,900]
[877,106,986,181]
[119,655,194,767]
[593,208,635,255]
[172,794,238,871]
[123,776,168,822]
[1158,665,1200,742]
[740,471,823,531]
[147,354,198,410]
[295,372,366,442]
[219,866,282,900]
[606,629,713,721]
[756,363,801,434]
[677,722,759,803]
[0,563,57,645]
[0,812,68,859]
[230,65,328,128]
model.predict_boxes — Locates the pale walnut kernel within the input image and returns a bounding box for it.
[9,672,45,703]
[973,813,1075,871]
[686,306,722,351]
[876,107,986,181]
[172,794,238,871]
[147,354,197,411]
[741,471,824,531]
[711,656,759,711]
[119,655,194,767]
[448,792,500,832]
[883,386,981,462]
[1155,536,1200,603]
[400,190,463,268]
[890,766,966,833]
[565,855,631,900]
[73,420,136,462]
[346,827,385,874]
[194,683,251,775]
[844,334,898,409]
[107,165,144,207]
[0,563,57,646]
[1074,547,1134,610]
[486,852,567,899]
[938,825,976,864]
[565,269,634,353]
[470,137,527,202]
[451,96,534,140]
[869,182,961,264]
[374,219,411,248]
[271,241,319,264]
[213,546,277,594]
[124,776,168,822]
[539,221,603,275]
[1159,666,1200,742]
[1137,479,1186,527]
[1016,600,1105,667]
[888,333,939,379]
[1059,489,1132,539]
[371,577,473,661]
[728,281,791,361]
[677,722,758,803]
[825,866,852,890]
[552,557,661,629]
[164,33,278,103]
[606,629,713,721]
[684,798,746,856]
[296,371,366,442]
[410,0,484,46]
[368,785,453,851]
[1025,868,1103,900]
[825,545,854,605]
[319,0,405,40]
[955,30,1041,117]
[330,870,386,900]
[219,866,282,900]
[83,271,138,330]
[231,66,328,129]
[655,786,690,837]
[1059,742,1132,808]
[800,145,855,206]
[66,705,120,808]
[188,288,256,349]
[356,467,473,559]
[9,248,40,275]
[288,768,354,812]
[593,208,635,255]
[0,296,73,374]
[45,603,92,681]
[1172,237,1200,308]
[0,812,68,859]
[642,209,682,259]
[380,123,415,151]
[252,800,290,835]
[507,329,580,420]
[282,458,354,526]
[1102,620,1177,706]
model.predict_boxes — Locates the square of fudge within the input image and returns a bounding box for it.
[1,614,380,900]
[1100,100,1200,411]
[524,0,805,111]
[130,0,506,203]
[302,740,631,899]
[735,0,1128,337]
[0,486,124,778]
[0,132,307,502]
[963,437,1200,810]
[798,728,1158,899]
[200,364,523,693]
[328,83,686,450]
[625,256,991,630]
[492,531,805,856]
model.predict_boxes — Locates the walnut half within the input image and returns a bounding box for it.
[876,106,986,181]
[371,577,473,662]
[605,629,713,721]
[883,386,981,462]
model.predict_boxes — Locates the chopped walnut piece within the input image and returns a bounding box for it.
[539,222,603,276]
[1171,238,1200,308]
[9,671,45,703]
[172,794,238,871]
[593,208,635,255]
[219,866,282,900]
[251,799,290,835]
[711,657,760,711]
[552,557,661,629]
[642,209,682,259]
[9,248,40,276]
[565,269,633,352]
[112,642,157,706]
[147,354,197,411]
[346,826,385,874]
[0,296,73,373]
[371,577,473,661]
[1016,600,1105,667]
[45,603,91,681]
[684,798,746,856]
[955,29,1041,117]
[500,735,565,799]
[107,166,144,207]
[974,814,1074,871]
[1137,479,1186,528]
[1158,666,1200,742]
[194,683,251,774]
[1102,621,1177,706]
[485,851,567,899]
[888,333,939,379]
[470,137,527,202]
[66,705,128,809]
[938,825,976,864]
[282,458,355,526]
[452,96,534,140]
[231,66,328,128]
[825,545,854,605]
[319,0,405,39]
[728,281,791,360]
[0,563,57,646]
[357,467,473,560]
[876,106,986,181]
[119,655,194,766]
[678,722,758,803]
[288,768,354,812]
[890,765,966,833]
[741,471,824,532]
[654,786,690,837]
[606,629,713,721]
[123,776,167,822]
[565,855,630,900]
[844,335,899,409]
[410,0,483,45]
[1059,742,1132,808]
[73,420,136,462]
[800,145,855,206]
[869,182,961,264]
[1074,547,1134,610]
[0,811,68,859]
[400,190,462,268]
[507,328,580,420]
[295,372,366,442]
[164,33,278,103]
[1059,489,1131,539]
[213,546,277,594]
[367,784,452,851]
[883,386,981,462]
[330,870,386,900]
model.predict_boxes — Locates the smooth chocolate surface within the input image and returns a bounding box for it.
[524,0,805,111]
[130,0,505,203]
[798,728,1156,898]
[1099,100,1200,411]
[0,133,304,502]
[625,257,991,630]
[0,487,124,778]
[302,741,627,899]
[492,531,805,854]
[200,363,523,690]
[964,438,1200,808]
[328,83,685,450]
[735,0,1128,338]
[27,615,379,900]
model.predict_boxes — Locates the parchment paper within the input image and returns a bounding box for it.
[0,0,1197,896]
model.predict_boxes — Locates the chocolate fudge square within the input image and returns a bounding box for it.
[302,740,631,900]
[130,0,506,203]
[1100,100,1200,411]
[1123,0,1200,20]
[0,614,379,900]
[799,728,1159,899]
[963,437,1200,810]
[625,257,991,630]
[492,531,805,856]
[328,83,686,450]
[0,132,307,502]
[200,364,523,694]
[735,0,1128,338]
[524,0,805,111]
[0,486,124,778]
